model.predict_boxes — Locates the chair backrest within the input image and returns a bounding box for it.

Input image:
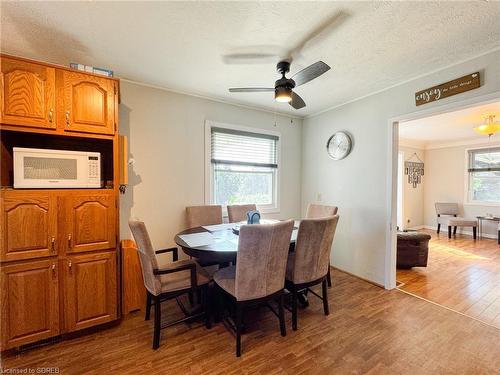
[306,203,338,219]
[186,205,223,228]
[435,202,459,216]
[235,220,294,301]
[128,220,161,296]
[291,215,339,284]
[227,204,257,223]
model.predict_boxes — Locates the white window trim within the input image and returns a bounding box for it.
[204,120,281,216]
[464,143,500,207]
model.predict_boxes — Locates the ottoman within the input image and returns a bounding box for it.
[397,231,431,269]
[447,218,477,239]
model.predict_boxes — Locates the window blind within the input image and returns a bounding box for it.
[468,148,500,172]
[211,127,278,168]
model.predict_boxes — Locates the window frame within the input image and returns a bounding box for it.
[464,144,500,206]
[204,120,281,216]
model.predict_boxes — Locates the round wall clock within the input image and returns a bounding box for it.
[326,131,353,160]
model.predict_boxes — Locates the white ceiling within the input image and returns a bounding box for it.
[400,101,500,147]
[2,1,500,117]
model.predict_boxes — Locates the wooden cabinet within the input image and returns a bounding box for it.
[0,191,57,261]
[61,70,116,135]
[0,54,120,350]
[1,259,59,349]
[64,191,116,253]
[0,57,56,130]
[64,251,117,332]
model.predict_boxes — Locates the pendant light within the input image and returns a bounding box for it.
[474,114,500,136]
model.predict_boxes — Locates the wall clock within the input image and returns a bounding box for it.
[326,131,353,160]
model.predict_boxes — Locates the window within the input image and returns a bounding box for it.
[467,147,500,203]
[208,124,279,212]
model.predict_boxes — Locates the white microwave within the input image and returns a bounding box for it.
[13,147,101,188]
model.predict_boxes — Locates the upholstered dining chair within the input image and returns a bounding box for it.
[305,203,338,287]
[227,204,257,223]
[186,205,223,229]
[185,205,224,271]
[306,203,338,219]
[129,220,211,349]
[285,215,339,331]
[213,220,294,357]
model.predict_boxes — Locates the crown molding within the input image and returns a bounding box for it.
[424,137,500,150]
[120,78,304,120]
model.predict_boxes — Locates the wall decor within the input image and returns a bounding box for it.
[415,72,480,106]
[326,131,353,160]
[405,153,424,188]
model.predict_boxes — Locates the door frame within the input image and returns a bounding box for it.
[385,90,500,289]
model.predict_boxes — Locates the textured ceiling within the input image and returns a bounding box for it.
[400,101,500,145]
[2,1,500,117]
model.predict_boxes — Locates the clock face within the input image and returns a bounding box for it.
[326,131,352,160]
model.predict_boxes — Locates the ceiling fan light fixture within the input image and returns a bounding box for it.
[275,87,292,103]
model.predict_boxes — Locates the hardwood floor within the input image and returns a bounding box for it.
[2,269,500,374]
[397,229,500,329]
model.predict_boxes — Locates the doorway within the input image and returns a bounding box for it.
[389,95,500,329]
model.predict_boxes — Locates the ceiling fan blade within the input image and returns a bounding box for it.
[229,87,274,93]
[287,10,349,60]
[290,91,306,110]
[291,61,331,86]
[223,53,279,64]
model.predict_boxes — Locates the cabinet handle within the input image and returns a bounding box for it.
[65,111,70,127]
[48,109,53,123]
[68,260,72,271]
[51,264,56,277]
[51,237,56,253]
[68,234,72,249]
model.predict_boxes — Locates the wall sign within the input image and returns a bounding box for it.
[415,72,480,106]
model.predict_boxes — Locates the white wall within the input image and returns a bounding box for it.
[398,145,425,229]
[119,82,303,252]
[424,142,500,237]
[301,49,500,286]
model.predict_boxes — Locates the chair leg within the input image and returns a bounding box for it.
[291,287,298,331]
[188,290,194,306]
[203,285,211,329]
[448,226,452,239]
[437,223,441,234]
[153,296,161,350]
[322,279,329,316]
[278,293,286,337]
[453,226,457,235]
[473,227,477,240]
[145,292,152,321]
[327,267,332,288]
[236,304,243,357]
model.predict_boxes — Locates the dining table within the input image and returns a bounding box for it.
[174,220,300,264]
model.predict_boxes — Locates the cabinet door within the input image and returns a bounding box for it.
[0,57,56,129]
[0,191,57,261]
[64,191,116,253]
[64,251,117,332]
[1,259,59,349]
[61,71,115,135]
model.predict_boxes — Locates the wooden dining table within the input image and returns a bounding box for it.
[174,220,308,306]
[174,220,299,263]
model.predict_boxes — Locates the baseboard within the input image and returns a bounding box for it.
[331,266,385,289]
[423,225,498,240]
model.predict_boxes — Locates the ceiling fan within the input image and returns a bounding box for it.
[228,60,330,109]
[224,10,347,109]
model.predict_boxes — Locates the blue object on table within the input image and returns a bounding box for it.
[246,210,261,224]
